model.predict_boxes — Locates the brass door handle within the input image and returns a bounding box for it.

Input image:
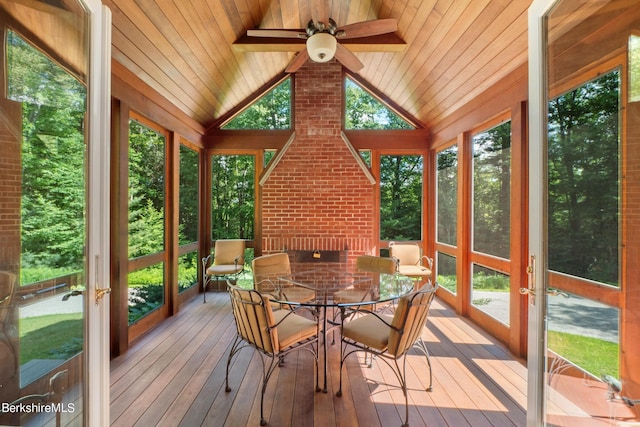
[519,287,535,296]
[95,287,111,305]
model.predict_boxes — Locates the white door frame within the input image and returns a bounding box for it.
[84,2,112,425]
[527,0,556,425]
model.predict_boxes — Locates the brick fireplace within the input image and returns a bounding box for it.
[260,60,376,270]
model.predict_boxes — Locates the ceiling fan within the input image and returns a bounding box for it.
[235,2,402,73]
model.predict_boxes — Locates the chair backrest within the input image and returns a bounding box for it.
[355,255,397,275]
[213,239,245,266]
[387,283,438,357]
[228,283,280,353]
[389,242,422,267]
[252,253,291,292]
[0,271,16,325]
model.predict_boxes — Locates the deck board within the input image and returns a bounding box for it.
[110,292,529,427]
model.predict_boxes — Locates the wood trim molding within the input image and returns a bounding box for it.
[341,131,376,185]
[258,132,296,186]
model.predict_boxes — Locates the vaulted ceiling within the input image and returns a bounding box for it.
[102,0,534,130]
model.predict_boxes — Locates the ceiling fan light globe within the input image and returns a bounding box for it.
[307,33,336,62]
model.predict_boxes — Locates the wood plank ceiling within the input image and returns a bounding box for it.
[103,0,535,130]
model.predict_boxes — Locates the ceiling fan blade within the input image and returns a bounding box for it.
[285,49,310,73]
[337,18,398,39]
[334,44,363,72]
[311,0,331,25]
[247,29,306,38]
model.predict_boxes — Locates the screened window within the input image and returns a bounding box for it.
[630,36,640,102]
[436,145,458,246]
[178,144,199,293]
[211,155,255,240]
[472,121,511,259]
[471,264,510,325]
[222,79,291,129]
[380,155,422,241]
[437,252,457,294]
[127,119,166,324]
[179,144,199,244]
[344,78,413,129]
[471,121,511,324]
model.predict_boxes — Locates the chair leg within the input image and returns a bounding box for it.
[336,340,346,397]
[396,357,410,427]
[259,355,280,426]
[225,336,243,392]
[201,256,210,303]
[414,337,433,391]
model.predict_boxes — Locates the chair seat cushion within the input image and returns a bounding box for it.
[273,310,318,350]
[207,264,243,275]
[398,265,432,277]
[281,286,315,303]
[341,314,393,351]
[333,289,371,304]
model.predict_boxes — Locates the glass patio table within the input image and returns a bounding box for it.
[273,268,415,392]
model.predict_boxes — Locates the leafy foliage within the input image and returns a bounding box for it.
[344,78,412,129]
[179,145,199,244]
[437,146,458,246]
[178,251,198,293]
[548,71,620,285]
[380,155,422,241]
[473,122,511,259]
[8,31,87,283]
[223,79,291,129]
[630,36,640,102]
[128,120,166,258]
[128,264,164,324]
[211,155,255,239]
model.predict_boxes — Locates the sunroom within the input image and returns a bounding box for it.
[0,0,639,425]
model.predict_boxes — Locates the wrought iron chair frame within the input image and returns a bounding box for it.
[336,283,438,427]
[225,281,319,426]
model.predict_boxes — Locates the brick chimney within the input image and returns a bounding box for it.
[260,60,376,269]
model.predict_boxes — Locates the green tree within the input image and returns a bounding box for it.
[223,79,291,129]
[8,31,87,277]
[179,145,199,244]
[344,79,412,129]
[211,155,254,239]
[548,70,619,285]
[128,120,165,258]
[437,146,458,246]
[380,155,422,241]
[472,122,511,259]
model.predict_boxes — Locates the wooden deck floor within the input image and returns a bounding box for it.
[110,291,532,427]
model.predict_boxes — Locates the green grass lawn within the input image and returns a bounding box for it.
[19,313,83,364]
[547,330,619,378]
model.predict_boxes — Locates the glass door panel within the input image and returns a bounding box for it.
[1,1,90,423]
[529,0,639,424]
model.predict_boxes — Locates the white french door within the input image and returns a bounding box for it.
[0,1,111,425]
[528,1,636,426]
[85,2,112,425]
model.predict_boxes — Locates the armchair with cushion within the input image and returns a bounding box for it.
[389,241,433,289]
[225,282,319,426]
[252,252,315,304]
[333,254,397,305]
[201,239,245,303]
[336,283,438,427]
